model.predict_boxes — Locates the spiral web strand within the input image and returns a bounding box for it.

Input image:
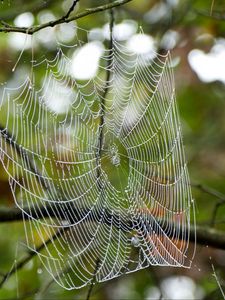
[0,27,195,290]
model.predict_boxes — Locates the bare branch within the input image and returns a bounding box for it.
[192,183,225,227]
[192,183,225,201]
[1,205,225,251]
[0,0,132,34]
[195,9,225,21]
[0,0,78,32]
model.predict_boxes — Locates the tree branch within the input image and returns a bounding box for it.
[192,225,225,251]
[0,205,225,251]
[0,0,132,34]
[1,202,225,290]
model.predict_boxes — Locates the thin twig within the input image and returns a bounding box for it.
[99,6,114,153]
[96,6,114,183]
[0,0,78,31]
[0,227,65,288]
[192,183,225,201]
[62,0,79,20]
[210,0,215,16]
[195,9,225,21]
[0,0,132,34]
[192,183,225,227]
[86,259,100,300]
[211,263,225,299]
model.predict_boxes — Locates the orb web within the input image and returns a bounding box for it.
[0,26,195,290]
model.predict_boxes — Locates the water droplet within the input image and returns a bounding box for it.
[112,155,120,166]
[37,268,43,274]
[109,144,120,166]
[131,235,140,247]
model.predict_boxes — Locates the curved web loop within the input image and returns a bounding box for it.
[0,26,195,289]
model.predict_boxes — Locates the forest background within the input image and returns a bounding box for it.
[0,0,225,299]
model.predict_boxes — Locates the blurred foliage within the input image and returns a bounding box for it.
[0,0,225,299]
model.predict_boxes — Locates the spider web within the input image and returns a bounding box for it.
[0,26,195,290]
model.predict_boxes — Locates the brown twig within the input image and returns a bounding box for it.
[0,0,132,34]
[0,0,78,32]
